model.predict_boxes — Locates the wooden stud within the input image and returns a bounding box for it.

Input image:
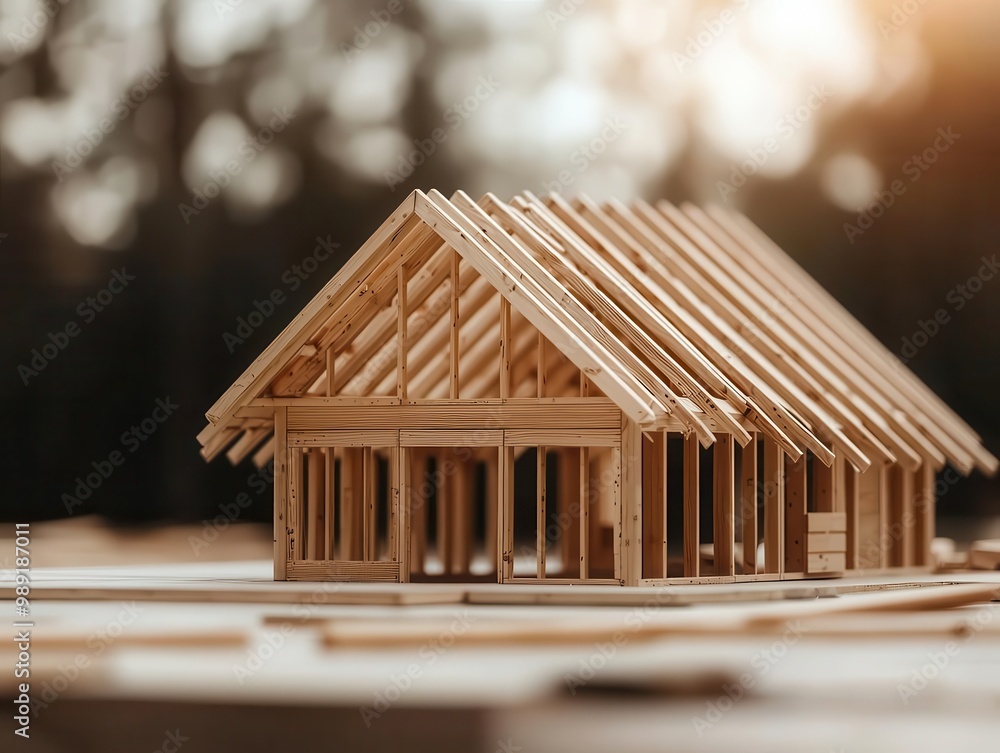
[537,446,547,578]
[557,448,579,576]
[273,407,288,580]
[288,447,303,562]
[579,446,590,580]
[642,431,667,579]
[814,456,835,513]
[397,266,407,400]
[324,447,335,560]
[622,418,643,585]
[307,448,324,560]
[683,434,700,578]
[844,461,860,569]
[502,445,514,582]
[714,434,735,576]
[499,297,511,400]
[740,436,757,575]
[914,463,935,567]
[763,438,784,576]
[410,449,428,577]
[485,453,499,573]
[450,250,460,400]
[784,454,807,574]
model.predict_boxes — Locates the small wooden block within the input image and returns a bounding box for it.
[807,512,846,533]
[807,552,846,573]
[807,532,847,553]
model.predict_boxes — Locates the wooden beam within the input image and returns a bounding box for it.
[324,447,335,560]
[288,448,303,561]
[683,434,700,578]
[763,438,784,576]
[499,297,511,399]
[914,464,935,567]
[642,431,667,579]
[740,436,757,575]
[714,434,735,576]
[273,408,288,580]
[307,448,324,560]
[622,418,642,585]
[844,460,859,569]
[784,454,807,574]
[502,445,514,582]
[537,446,547,578]
[450,250,460,399]
[397,266,407,400]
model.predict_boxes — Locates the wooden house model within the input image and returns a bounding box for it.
[197,189,996,586]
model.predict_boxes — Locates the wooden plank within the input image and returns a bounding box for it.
[914,464,935,567]
[740,436,757,575]
[363,446,374,561]
[814,456,835,513]
[288,448,303,561]
[485,452,499,573]
[889,465,915,567]
[273,408,288,580]
[808,532,847,552]
[621,418,642,585]
[306,449,324,560]
[763,438,784,575]
[401,429,502,447]
[807,512,848,532]
[502,445,514,582]
[453,452,471,575]
[287,401,622,430]
[784,455,807,573]
[580,445,590,580]
[288,430,398,447]
[642,431,667,580]
[450,249,460,399]
[499,296,511,399]
[844,462,860,569]
[537,445,547,578]
[714,434,735,577]
[807,552,846,574]
[324,447,334,560]
[410,449,428,576]
[395,446,408,581]
[285,561,400,582]
[503,429,620,447]
[683,434,700,577]
[397,266,407,400]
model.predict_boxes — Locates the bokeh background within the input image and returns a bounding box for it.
[1,0,997,539]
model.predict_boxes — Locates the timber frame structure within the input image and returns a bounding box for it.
[197,190,997,586]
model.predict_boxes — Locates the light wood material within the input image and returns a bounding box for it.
[642,431,667,580]
[763,439,784,576]
[784,454,807,573]
[714,434,735,577]
[683,434,700,578]
[273,407,288,580]
[740,437,757,575]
